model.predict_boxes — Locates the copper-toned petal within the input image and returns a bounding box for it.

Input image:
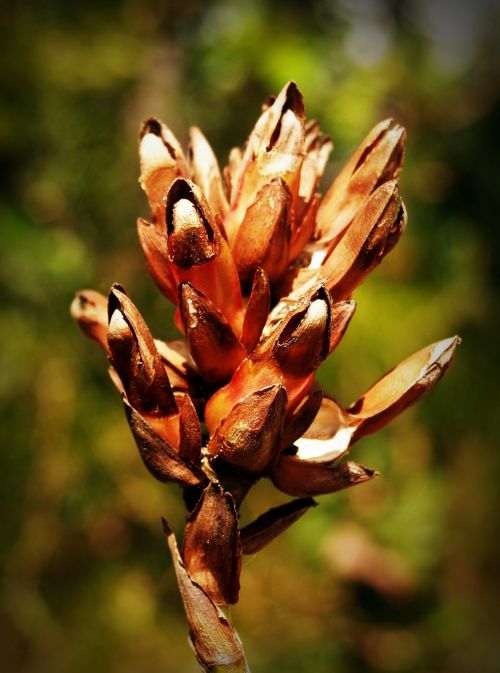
[182,482,242,605]
[137,217,178,303]
[225,82,305,243]
[349,336,461,441]
[289,193,319,263]
[165,178,218,268]
[188,126,229,218]
[328,299,356,354]
[163,519,248,672]
[272,456,378,497]
[124,401,205,487]
[107,285,177,417]
[294,396,354,463]
[322,181,407,300]
[241,267,270,354]
[232,178,291,285]
[179,282,246,384]
[208,385,287,477]
[241,497,316,554]
[139,117,187,223]
[179,394,202,464]
[273,287,332,377]
[282,388,323,448]
[70,289,108,351]
[297,133,332,220]
[317,119,406,248]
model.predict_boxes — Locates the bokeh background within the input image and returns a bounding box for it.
[1,0,499,671]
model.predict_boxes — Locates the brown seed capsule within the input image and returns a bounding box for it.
[272,456,378,497]
[139,117,187,223]
[179,282,246,384]
[208,385,287,477]
[322,180,406,300]
[232,178,291,286]
[70,289,108,351]
[189,126,229,219]
[166,178,218,269]
[107,284,177,417]
[349,336,461,441]
[124,401,205,488]
[317,118,406,248]
[225,81,305,243]
[182,481,242,605]
[241,497,316,554]
[166,179,244,333]
[273,290,332,377]
[163,519,249,672]
[241,267,271,353]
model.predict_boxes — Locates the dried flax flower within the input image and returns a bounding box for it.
[71,81,460,671]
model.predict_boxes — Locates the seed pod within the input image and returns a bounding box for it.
[232,178,291,285]
[317,118,406,248]
[179,282,246,384]
[139,117,187,223]
[182,481,242,605]
[349,336,461,441]
[272,456,378,497]
[163,520,249,673]
[189,126,229,219]
[107,284,177,418]
[208,385,287,477]
[124,401,205,488]
[322,181,407,300]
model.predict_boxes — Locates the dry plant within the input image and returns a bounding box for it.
[71,82,459,672]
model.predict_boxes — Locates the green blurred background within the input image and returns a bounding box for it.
[1,1,499,671]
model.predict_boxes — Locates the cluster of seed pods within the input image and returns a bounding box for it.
[72,82,459,671]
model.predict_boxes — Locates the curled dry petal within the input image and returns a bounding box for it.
[139,117,187,223]
[322,180,407,300]
[163,520,249,673]
[189,126,229,219]
[294,396,354,463]
[208,385,287,477]
[107,285,177,419]
[232,178,291,285]
[137,218,178,303]
[241,497,316,555]
[349,336,461,441]
[328,299,356,354]
[182,481,242,605]
[179,282,246,384]
[241,267,271,353]
[317,118,406,250]
[272,456,378,497]
[70,289,109,351]
[124,400,205,488]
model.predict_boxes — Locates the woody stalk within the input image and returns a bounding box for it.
[71,82,459,672]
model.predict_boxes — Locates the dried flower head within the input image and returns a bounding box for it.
[71,81,459,671]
